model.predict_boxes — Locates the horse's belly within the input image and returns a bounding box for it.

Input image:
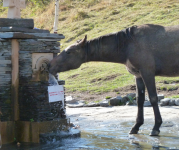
[155,65,179,77]
[154,55,179,77]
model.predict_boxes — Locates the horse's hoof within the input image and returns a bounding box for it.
[129,128,138,134]
[149,130,160,136]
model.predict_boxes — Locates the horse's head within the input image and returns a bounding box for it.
[48,35,87,75]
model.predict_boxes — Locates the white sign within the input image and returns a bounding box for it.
[48,85,64,104]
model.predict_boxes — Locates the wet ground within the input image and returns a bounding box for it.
[64,106,179,150]
[1,106,179,150]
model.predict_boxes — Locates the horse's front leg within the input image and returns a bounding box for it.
[129,77,145,134]
[141,72,162,136]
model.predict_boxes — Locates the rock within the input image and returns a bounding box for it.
[78,100,85,103]
[100,99,109,107]
[161,121,174,127]
[66,102,84,108]
[169,99,175,106]
[160,98,170,106]
[66,96,73,100]
[127,93,136,100]
[109,96,122,106]
[84,102,100,107]
[145,96,149,101]
[133,100,137,105]
[116,96,122,99]
[144,101,151,107]
[121,96,129,104]
[66,96,78,104]
[175,98,179,106]
[145,95,164,102]
[157,94,164,102]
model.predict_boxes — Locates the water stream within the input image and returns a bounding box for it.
[48,73,59,86]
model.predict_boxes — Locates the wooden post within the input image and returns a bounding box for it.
[54,0,59,33]
[11,39,19,121]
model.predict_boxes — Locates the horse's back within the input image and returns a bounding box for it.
[133,24,179,77]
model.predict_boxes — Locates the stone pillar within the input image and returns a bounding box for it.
[0,39,12,122]
[0,39,15,144]
[0,18,68,144]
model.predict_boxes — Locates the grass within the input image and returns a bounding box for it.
[156,78,179,92]
[170,95,179,99]
[94,100,102,103]
[105,96,112,99]
[84,101,88,104]
[59,62,134,93]
[1,0,179,94]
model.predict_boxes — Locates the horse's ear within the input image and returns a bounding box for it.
[79,35,87,46]
[77,39,82,43]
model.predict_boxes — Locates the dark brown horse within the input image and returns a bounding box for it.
[49,24,179,136]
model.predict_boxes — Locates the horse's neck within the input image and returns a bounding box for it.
[86,38,102,62]
[86,36,126,63]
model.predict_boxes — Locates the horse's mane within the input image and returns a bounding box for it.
[87,26,137,43]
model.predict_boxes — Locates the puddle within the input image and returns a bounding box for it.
[54,121,179,150]
[1,109,179,149]
[57,112,179,150]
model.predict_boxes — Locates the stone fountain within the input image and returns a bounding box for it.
[0,0,76,145]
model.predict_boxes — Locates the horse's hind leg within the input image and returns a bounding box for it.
[129,77,145,134]
[141,72,162,136]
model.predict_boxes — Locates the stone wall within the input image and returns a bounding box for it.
[18,39,66,122]
[0,39,13,121]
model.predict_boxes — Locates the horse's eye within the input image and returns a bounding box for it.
[66,51,70,54]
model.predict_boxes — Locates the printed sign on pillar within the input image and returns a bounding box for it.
[48,85,64,103]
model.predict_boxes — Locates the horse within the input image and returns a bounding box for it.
[48,24,179,136]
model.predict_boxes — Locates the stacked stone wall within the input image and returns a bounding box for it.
[18,39,60,79]
[0,39,12,121]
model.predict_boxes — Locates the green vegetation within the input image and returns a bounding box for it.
[157,81,179,92]
[170,95,179,98]
[84,101,88,104]
[160,86,166,91]
[127,96,134,104]
[94,100,102,103]
[30,118,34,122]
[118,101,124,106]
[1,0,179,95]
[105,96,112,99]
[28,0,51,6]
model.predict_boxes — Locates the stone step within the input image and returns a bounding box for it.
[0,18,34,29]
[0,32,65,39]
[0,27,50,33]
